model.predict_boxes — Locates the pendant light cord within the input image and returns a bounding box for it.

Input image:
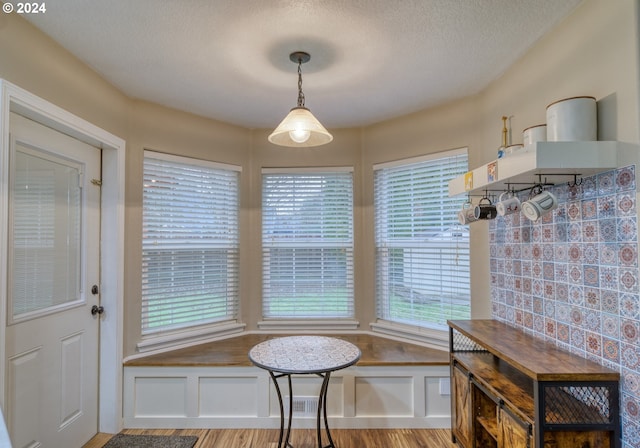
[297,58,306,107]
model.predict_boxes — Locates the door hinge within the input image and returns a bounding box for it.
[91,179,102,186]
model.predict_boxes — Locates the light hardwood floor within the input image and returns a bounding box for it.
[83,428,457,448]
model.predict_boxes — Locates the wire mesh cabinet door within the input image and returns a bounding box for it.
[535,381,620,448]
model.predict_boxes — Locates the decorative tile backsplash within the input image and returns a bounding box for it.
[489,165,640,448]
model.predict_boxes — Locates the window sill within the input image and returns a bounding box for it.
[370,320,449,351]
[257,319,360,332]
[134,321,246,356]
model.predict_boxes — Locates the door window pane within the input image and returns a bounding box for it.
[10,144,82,319]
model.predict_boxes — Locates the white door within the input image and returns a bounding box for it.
[4,112,101,448]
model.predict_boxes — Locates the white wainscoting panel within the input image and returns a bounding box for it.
[200,376,260,417]
[425,377,452,419]
[123,365,451,429]
[355,376,414,417]
[132,375,188,417]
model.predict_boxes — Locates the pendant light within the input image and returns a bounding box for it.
[268,52,333,147]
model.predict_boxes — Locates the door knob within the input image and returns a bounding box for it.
[91,305,104,316]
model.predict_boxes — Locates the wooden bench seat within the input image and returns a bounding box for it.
[124,333,450,368]
[123,333,452,429]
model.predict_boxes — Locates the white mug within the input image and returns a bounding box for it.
[496,191,521,217]
[522,190,558,221]
[458,202,478,225]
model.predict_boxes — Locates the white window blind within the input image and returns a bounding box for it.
[262,169,354,318]
[142,151,240,334]
[374,149,470,329]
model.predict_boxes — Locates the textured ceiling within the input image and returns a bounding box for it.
[23,0,583,129]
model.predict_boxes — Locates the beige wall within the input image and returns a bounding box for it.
[1,0,638,357]
[124,101,249,354]
[479,0,640,151]
[0,9,129,139]
[0,14,251,355]
[363,0,640,318]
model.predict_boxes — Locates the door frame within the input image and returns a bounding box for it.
[0,79,126,434]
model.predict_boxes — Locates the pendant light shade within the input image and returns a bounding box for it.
[268,106,333,147]
[268,52,333,148]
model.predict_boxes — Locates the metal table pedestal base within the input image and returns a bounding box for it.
[269,371,335,448]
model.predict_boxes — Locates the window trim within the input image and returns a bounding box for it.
[145,150,242,173]
[372,147,467,171]
[370,320,450,350]
[262,166,354,174]
[257,319,360,332]
[135,320,246,354]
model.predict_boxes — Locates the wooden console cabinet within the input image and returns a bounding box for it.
[448,320,620,448]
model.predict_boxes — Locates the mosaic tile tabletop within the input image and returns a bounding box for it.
[248,336,361,374]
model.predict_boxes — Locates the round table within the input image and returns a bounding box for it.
[249,336,361,448]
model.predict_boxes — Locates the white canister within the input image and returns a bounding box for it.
[523,124,546,150]
[546,96,597,141]
[504,144,524,156]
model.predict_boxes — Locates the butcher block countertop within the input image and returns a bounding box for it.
[448,319,619,382]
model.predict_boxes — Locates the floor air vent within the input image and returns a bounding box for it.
[285,396,318,417]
